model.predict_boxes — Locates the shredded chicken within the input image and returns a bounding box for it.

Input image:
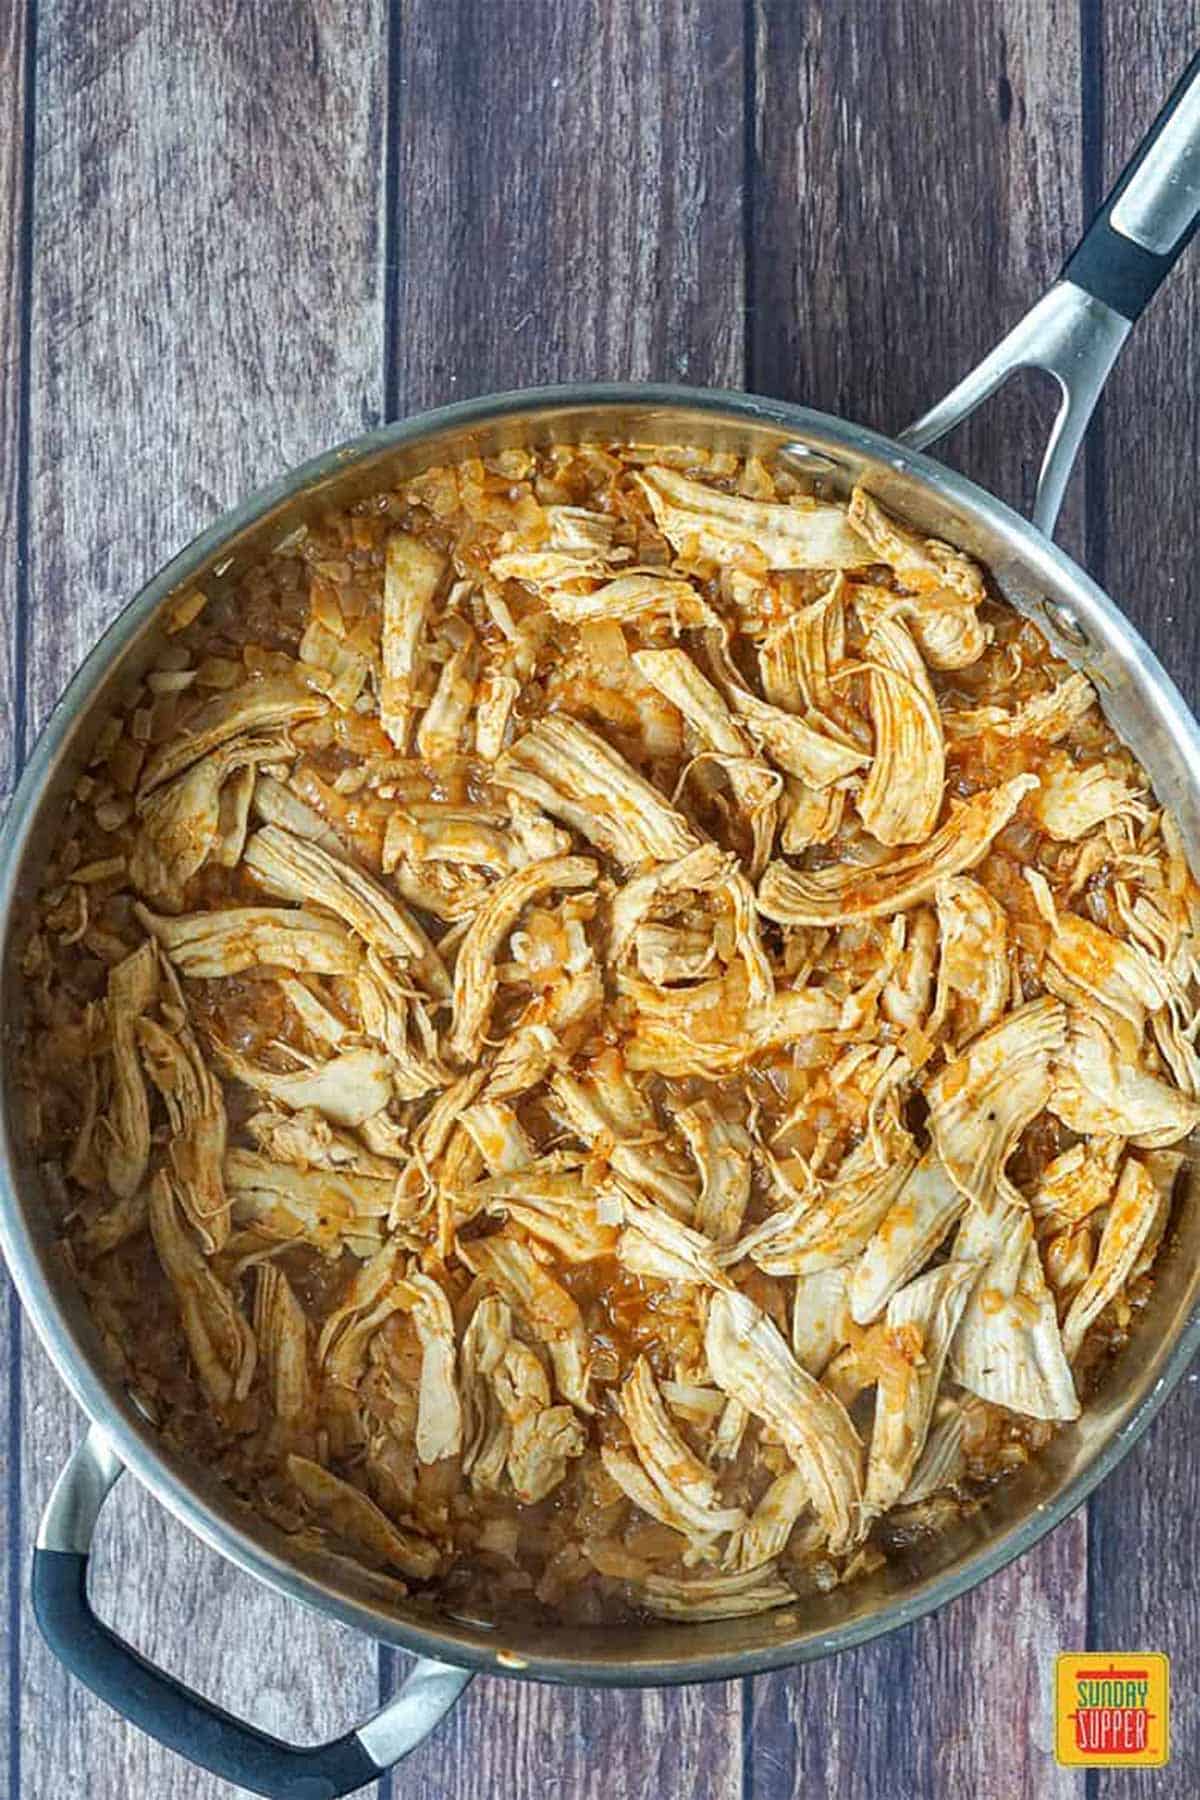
[943,671,1095,744]
[138,675,327,796]
[407,1271,463,1463]
[706,1289,864,1554]
[862,1261,976,1517]
[1061,1153,1180,1362]
[255,1265,315,1430]
[950,1199,1080,1421]
[148,1170,255,1411]
[459,1234,593,1415]
[216,1044,394,1128]
[791,1267,849,1377]
[286,1453,438,1579]
[102,941,158,1199]
[1051,1011,1200,1147]
[733,1131,917,1276]
[1031,753,1147,841]
[676,1102,753,1244]
[857,618,945,845]
[137,1006,229,1253]
[226,1148,394,1257]
[447,855,596,1064]
[136,903,362,978]
[380,532,445,751]
[706,628,868,787]
[497,717,701,864]
[243,824,448,1000]
[637,465,872,571]
[926,998,1065,1206]
[848,1152,966,1324]
[758,776,1038,925]
[724,1469,813,1574]
[132,736,293,911]
[495,557,717,630]
[928,875,1009,1045]
[27,441,1197,1630]
[637,1564,797,1620]
[616,1357,746,1544]
[846,490,989,668]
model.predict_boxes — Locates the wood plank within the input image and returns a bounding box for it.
[0,0,30,805]
[748,0,1088,555]
[384,1,747,1791]
[398,1674,743,1800]
[22,0,390,733]
[746,7,1088,1796]
[391,0,746,411]
[1,0,34,1784]
[744,1525,1085,1798]
[1086,14,1200,1795]
[18,2,389,1793]
[1087,1407,1200,1799]
[1092,14,1200,715]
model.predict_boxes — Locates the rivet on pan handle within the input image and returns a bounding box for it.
[902,50,1200,539]
[32,1426,473,1800]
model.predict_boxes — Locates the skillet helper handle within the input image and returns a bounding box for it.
[32,1426,473,1800]
[903,49,1200,538]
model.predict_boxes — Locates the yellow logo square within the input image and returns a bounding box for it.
[1055,1653,1169,1767]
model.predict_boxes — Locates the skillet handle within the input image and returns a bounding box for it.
[902,49,1200,538]
[32,1426,473,1799]
[1065,48,1200,321]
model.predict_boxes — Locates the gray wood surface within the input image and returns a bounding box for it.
[747,1,1089,551]
[2,3,1198,1797]
[0,0,29,802]
[390,0,746,408]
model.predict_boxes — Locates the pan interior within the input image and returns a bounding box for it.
[2,388,1198,1683]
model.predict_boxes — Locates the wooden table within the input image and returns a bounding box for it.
[2,4,1198,1796]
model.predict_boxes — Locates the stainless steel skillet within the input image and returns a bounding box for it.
[2,52,1200,1800]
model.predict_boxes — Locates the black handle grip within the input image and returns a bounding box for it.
[1063,48,1200,320]
[33,1547,380,1799]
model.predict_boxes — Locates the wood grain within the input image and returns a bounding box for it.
[390,0,746,410]
[745,1525,1086,1800]
[21,0,391,734]
[0,0,31,804]
[748,0,1088,555]
[746,7,1088,1796]
[1087,13,1200,1797]
[17,2,390,1794]
[397,1673,743,1800]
